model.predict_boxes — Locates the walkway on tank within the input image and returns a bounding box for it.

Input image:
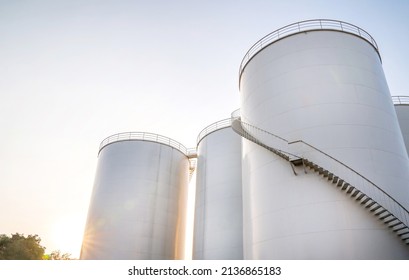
[230,111,409,246]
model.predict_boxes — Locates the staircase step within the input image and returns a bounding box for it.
[374,209,387,216]
[356,193,365,201]
[384,216,398,224]
[393,224,407,232]
[379,213,393,220]
[341,183,349,190]
[397,230,409,237]
[351,189,360,197]
[370,205,382,212]
[387,220,402,228]
[360,197,371,205]
[365,201,376,208]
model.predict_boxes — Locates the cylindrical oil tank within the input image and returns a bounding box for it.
[193,119,243,259]
[239,20,409,259]
[393,96,409,156]
[80,132,189,260]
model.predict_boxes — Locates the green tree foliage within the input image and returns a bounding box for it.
[0,233,45,260]
[43,250,72,260]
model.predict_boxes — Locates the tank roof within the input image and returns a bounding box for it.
[197,118,232,146]
[239,19,380,87]
[99,131,190,156]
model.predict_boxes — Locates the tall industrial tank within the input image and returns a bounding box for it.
[80,132,189,260]
[193,119,243,259]
[393,96,409,156]
[238,20,409,259]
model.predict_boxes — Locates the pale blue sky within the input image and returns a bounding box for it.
[0,0,408,258]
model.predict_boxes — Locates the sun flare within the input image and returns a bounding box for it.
[51,215,85,259]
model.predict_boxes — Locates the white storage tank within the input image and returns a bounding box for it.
[80,132,189,260]
[193,119,243,259]
[238,20,409,259]
[393,96,409,156]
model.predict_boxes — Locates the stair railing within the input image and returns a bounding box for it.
[231,115,409,233]
[231,117,297,161]
[289,140,409,227]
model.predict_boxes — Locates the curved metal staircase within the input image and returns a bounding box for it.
[231,116,409,245]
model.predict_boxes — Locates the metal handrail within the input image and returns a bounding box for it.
[231,115,409,228]
[196,118,232,145]
[289,140,409,226]
[239,19,380,84]
[98,131,189,156]
[392,96,409,105]
[231,108,241,119]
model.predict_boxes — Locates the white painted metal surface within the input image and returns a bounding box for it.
[193,122,243,259]
[393,96,409,156]
[239,22,409,259]
[80,136,189,260]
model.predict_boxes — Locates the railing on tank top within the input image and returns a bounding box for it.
[196,118,232,145]
[392,96,409,105]
[231,113,409,230]
[239,19,380,83]
[99,131,189,156]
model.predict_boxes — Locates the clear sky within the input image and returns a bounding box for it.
[1,0,408,258]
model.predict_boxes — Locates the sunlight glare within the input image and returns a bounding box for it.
[51,214,85,259]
